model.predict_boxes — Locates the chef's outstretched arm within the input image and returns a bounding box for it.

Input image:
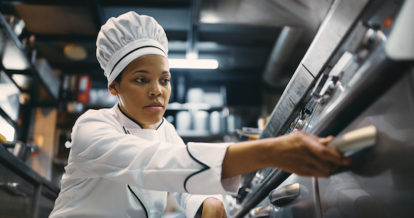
[222,131,351,179]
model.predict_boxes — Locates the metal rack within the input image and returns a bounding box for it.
[0,12,59,105]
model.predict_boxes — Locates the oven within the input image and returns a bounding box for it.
[231,0,414,217]
[0,162,35,218]
[0,146,59,218]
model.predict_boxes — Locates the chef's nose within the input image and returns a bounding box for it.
[149,82,162,97]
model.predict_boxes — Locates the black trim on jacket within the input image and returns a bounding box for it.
[183,144,210,193]
[127,185,149,218]
[122,126,149,218]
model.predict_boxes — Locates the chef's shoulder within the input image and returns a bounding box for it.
[73,108,121,131]
[69,108,122,152]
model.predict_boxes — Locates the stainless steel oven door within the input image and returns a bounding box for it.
[0,162,35,218]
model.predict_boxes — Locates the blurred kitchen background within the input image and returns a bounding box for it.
[0,0,335,217]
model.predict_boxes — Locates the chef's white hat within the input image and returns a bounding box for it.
[96,11,168,85]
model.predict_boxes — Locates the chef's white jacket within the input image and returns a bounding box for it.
[50,105,239,218]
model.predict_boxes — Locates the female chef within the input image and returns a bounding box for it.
[49,12,349,218]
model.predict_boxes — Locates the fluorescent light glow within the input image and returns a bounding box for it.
[186,52,198,60]
[201,12,221,23]
[169,59,219,69]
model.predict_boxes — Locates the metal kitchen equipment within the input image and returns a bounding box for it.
[231,0,414,217]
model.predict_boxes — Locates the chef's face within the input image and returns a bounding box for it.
[109,54,171,128]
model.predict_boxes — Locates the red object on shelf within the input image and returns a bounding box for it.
[77,75,91,104]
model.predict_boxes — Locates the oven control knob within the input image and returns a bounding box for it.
[269,183,300,207]
[362,27,383,47]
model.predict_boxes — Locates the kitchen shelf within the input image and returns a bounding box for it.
[0,107,17,128]
[166,102,224,112]
[56,111,81,130]
[0,12,59,105]
[177,130,213,137]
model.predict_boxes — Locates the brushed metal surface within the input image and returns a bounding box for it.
[385,0,414,60]
[198,0,332,31]
[302,0,369,77]
[271,176,318,218]
[261,64,314,139]
[260,0,370,139]
[317,71,414,218]
[269,182,300,207]
[234,1,409,217]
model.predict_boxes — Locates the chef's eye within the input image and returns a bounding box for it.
[135,77,147,83]
[161,78,170,85]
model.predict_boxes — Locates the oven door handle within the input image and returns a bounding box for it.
[269,183,300,207]
[0,182,29,197]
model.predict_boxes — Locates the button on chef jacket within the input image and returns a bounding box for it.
[50,105,239,218]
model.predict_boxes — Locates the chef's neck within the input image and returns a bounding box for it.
[133,118,162,130]
[117,104,161,129]
[143,122,160,129]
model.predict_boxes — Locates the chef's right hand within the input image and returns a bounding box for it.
[222,131,351,179]
[269,131,350,177]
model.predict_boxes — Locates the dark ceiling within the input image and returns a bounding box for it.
[0,0,332,106]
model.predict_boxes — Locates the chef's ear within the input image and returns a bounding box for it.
[108,81,119,96]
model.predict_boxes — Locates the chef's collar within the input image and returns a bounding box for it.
[114,104,164,130]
